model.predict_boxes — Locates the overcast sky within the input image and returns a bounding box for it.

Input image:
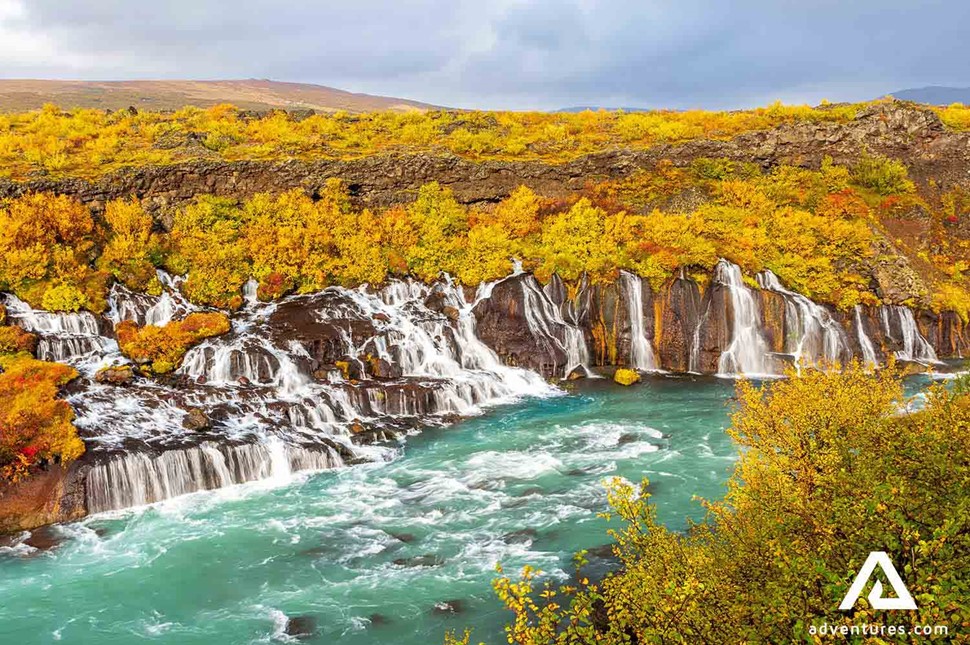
[1,0,968,110]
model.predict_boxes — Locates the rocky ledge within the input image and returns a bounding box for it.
[0,102,966,221]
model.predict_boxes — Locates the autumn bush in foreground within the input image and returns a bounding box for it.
[116,312,231,374]
[472,365,970,644]
[0,354,83,483]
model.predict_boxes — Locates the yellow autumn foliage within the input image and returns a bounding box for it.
[0,102,866,180]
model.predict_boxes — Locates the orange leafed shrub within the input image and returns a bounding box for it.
[0,325,37,355]
[0,354,83,482]
[116,312,231,374]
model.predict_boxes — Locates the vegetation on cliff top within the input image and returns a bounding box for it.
[0,101,869,180]
[460,365,970,644]
[1,152,969,318]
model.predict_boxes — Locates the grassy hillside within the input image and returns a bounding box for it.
[0,79,434,114]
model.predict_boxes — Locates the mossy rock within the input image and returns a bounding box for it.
[613,368,641,386]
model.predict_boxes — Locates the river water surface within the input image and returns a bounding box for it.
[0,373,937,644]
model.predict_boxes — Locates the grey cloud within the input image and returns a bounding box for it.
[2,0,969,109]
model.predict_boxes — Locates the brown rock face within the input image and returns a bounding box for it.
[919,310,970,358]
[693,284,736,374]
[0,463,88,533]
[268,293,376,371]
[182,407,211,431]
[473,274,568,377]
[585,281,625,366]
[654,275,702,372]
[758,291,788,355]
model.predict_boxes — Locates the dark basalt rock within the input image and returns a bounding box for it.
[368,613,390,627]
[269,293,376,371]
[918,309,970,359]
[284,615,318,640]
[181,407,210,432]
[393,554,445,568]
[94,365,135,386]
[693,282,734,374]
[23,525,66,551]
[654,273,702,372]
[364,356,402,380]
[432,600,465,615]
[473,274,568,378]
[502,528,538,544]
[423,287,462,321]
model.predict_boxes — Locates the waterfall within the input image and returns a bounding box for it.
[517,276,591,377]
[879,305,939,364]
[3,294,101,335]
[85,441,343,513]
[343,278,555,408]
[714,260,774,377]
[853,305,879,367]
[180,336,307,395]
[3,293,112,365]
[107,270,193,327]
[756,270,851,369]
[619,271,658,371]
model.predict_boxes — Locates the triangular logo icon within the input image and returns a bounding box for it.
[839,551,917,611]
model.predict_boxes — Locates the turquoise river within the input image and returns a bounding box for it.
[0,374,938,644]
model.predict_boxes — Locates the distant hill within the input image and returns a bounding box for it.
[0,79,437,113]
[556,106,652,113]
[887,86,970,105]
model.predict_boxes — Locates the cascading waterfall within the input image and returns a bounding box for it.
[85,441,343,513]
[4,263,951,518]
[3,293,112,365]
[53,274,555,514]
[756,270,851,369]
[854,305,879,366]
[107,270,193,328]
[714,260,775,377]
[619,271,658,371]
[517,275,591,376]
[342,278,555,412]
[879,305,939,364]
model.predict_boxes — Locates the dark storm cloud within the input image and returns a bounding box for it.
[2,0,969,109]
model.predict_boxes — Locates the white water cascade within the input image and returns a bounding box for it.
[517,275,591,377]
[619,271,658,371]
[86,441,343,513]
[107,271,193,328]
[854,305,879,367]
[2,294,113,365]
[62,274,556,514]
[879,305,939,364]
[714,260,775,377]
[756,270,851,369]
